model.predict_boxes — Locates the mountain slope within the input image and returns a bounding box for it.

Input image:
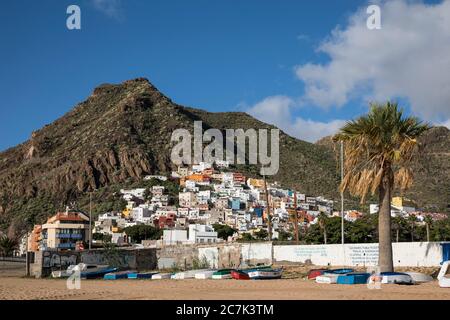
[0,78,339,234]
[1,78,448,235]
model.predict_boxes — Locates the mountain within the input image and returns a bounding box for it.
[0,78,448,236]
[0,78,339,235]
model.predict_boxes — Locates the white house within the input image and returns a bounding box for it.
[188,224,219,244]
[163,229,188,245]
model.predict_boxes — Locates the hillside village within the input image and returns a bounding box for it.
[24,160,447,253]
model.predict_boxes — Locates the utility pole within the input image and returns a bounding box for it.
[340,141,345,245]
[263,170,272,241]
[294,192,299,244]
[89,192,92,250]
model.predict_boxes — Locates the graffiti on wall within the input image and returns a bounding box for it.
[43,251,79,268]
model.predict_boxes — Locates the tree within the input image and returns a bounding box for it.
[254,229,269,240]
[0,236,18,257]
[212,224,237,240]
[240,233,255,241]
[317,212,329,244]
[424,215,433,242]
[407,214,417,242]
[334,102,429,272]
[124,225,162,243]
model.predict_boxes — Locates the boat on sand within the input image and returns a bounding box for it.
[194,270,217,279]
[212,269,234,279]
[247,268,283,280]
[151,273,172,280]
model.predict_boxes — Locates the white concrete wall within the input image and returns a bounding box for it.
[196,241,448,268]
[273,242,448,267]
[198,247,219,269]
[241,243,272,264]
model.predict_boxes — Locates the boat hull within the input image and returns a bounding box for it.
[247,269,283,280]
[151,273,172,280]
[104,271,136,280]
[231,270,250,280]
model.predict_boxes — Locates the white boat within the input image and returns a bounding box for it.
[212,273,232,280]
[151,273,172,280]
[194,270,216,279]
[172,269,209,280]
[381,272,414,285]
[438,261,450,288]
[316,274,340,284]
[404,272,433,283]
[51,263,110,278]
[247,268,283,280]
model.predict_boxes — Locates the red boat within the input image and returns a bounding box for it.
[231,270,250,280]
[307,269,328,280]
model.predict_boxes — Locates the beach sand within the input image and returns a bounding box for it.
[1,262,450,300]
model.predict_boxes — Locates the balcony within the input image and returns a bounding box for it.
[57,243,76,249]
[56,233,83,239]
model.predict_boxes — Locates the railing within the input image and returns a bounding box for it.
[56,234,83,239]
[0,256,26,263]
[57,243,76,249]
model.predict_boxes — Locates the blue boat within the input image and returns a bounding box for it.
[127,272,157,279]
[81,267,118,279]
[104,270,135,280]
[337,273,371,285]
[325,268,354,275]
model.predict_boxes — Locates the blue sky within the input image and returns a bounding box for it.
[1,0,449,151]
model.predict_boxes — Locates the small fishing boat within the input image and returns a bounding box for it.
[212,269,234,279]
[337,273,371,285]
[104,270,136,280]
[127,272,157,279]
[172,269,209,280]
[82,267,118,279]
[438,261,450,288]
[52,263,111,278]
[194,270,217,279]
[247,268,283,280]
[316,274,340,284]
[404,272,433,283]
[307,269,328,280]
[231,265,272,280]
[151,273,172,280]
[231,270,250,280]
[380,272,414,285]
[324,268,354,275]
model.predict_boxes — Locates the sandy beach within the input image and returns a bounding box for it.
[1,262,450,300]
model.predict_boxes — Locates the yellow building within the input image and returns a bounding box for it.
[38,210,90,251]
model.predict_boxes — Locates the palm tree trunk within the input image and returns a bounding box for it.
[378,179,394,273]
[396,228,399,243]
[324,227,327,245]
[426,224,430,242]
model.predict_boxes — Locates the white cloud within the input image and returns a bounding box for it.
[92,0,123,19]
[246,96,346,143]
[295,0,450,123]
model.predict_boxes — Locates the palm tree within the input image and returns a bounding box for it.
[317,212,329,244]
[424,215,433,242]
[334,102,429,272]
[0,236,19,257]
[407,214,417,242]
